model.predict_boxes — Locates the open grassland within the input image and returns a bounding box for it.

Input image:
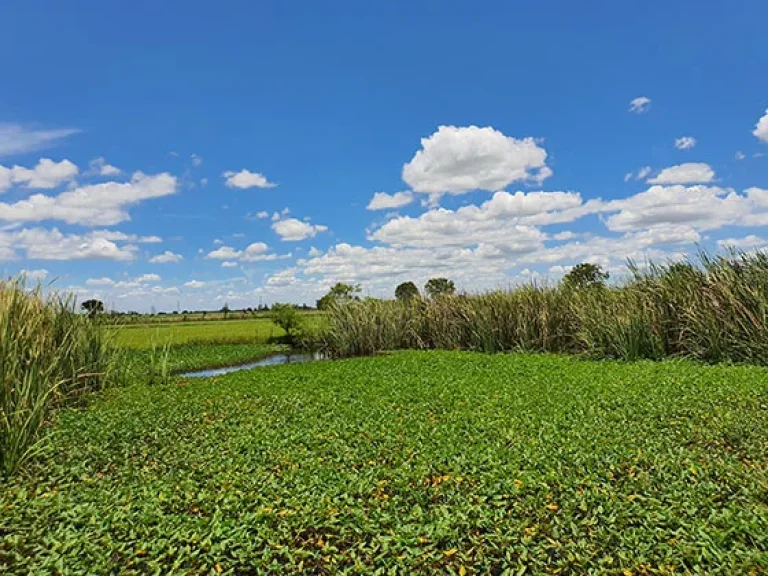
[111,318,286,349]
[112,315,325,349]
[3,351,767,574]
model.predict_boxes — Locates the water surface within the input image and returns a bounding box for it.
[181,352,325,378]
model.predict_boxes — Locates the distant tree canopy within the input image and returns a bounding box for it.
[271,303,303,339]
[316,282,362,310]
[424,277,456,299]
[81,299,104,317]
[563,263,609,289]
[395,281,420,301]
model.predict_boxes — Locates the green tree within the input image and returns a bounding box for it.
[316,282,362,310]
[81,299,104,317]
[271,303,303,341]
[221,302,230,319]
[395,281,420,301]
[563,263,609,289]
[424,278,456,299]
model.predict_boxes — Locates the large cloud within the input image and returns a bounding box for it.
[272,218,328,241]
[0,228,149,261]
[647,163,715,185]
[0,171,177,226]
[0,158,79,192]
[401,126,551,198]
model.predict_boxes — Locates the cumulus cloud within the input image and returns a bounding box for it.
[272,217,328,241]
[221,261,239,268]
[629,97,651,113]
[135,273,161,283]
[184,280,206,289]
[366,191,414,211]
[646,163,715,185]
[0,158,79,192]
[401,125,551,198]
[19,268,49,281]
[0,171,177,226]
[0,228,141,261]
[149,250,183,264]
[675,137,697,150]
[717,234,767,251]
[0,123,79,157]
[86,277,115,286]
[87,157,121,176]
[206,245,241,260]
[754,109,768,143]
[223,169,276,189]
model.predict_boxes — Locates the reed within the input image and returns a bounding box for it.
[319,250,768,364]
[0,278,122,477]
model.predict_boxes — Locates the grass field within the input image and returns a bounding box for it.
[110,318,286,349]
[3,351,767,574]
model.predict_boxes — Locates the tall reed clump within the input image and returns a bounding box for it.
[0,278,123,477]
[319,250,768,365]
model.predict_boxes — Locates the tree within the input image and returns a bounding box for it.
[424,278,456,299]
[316,282,362,310]
[563,263,609,289]
[271,303,303,341]
[395,281,420,301]
[221,302,230,319]
[81,299,104,317]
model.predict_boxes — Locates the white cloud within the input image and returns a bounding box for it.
[0,158,79,192]
[87,157,121,177]
[753,109,768,143]
[135,273,161,283]
[223,169,276,189]
[636,166,652,180]
[366,191,414,211]
[86,277,115,286]
[191,153,202,167]
[149,250,183,264]
[0,171,177,226]
[255,211,269,219]
[0,123,79,157]
[272,217,328,241]
[401,125,551,198]
[0,228,140,261]
[735,151,746,161]
[646,163,715,185]
[603,185,768,232]
[623,172,632,182]
[221,261,239,268]
[675,137,697,150]
[213,238,224,245]
[184,280,206,289]
[241,242,269,261]
[206,245,242,260]
[19,268,48,281]
[629,97,651,113]
[717,234,768,251]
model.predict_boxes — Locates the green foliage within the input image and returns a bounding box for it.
[563,262,610,289]
[316,282,361,310]
[2,351,767,573]
[321,251,768,364]
[80,298,104,317]
[270,303,303,341]
[395,281,420,300]
[0,279,121,478]
[424,277,456,299]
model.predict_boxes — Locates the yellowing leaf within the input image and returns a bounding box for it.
[444,548,458,557]
[459,566,467,576]
[215,563,223,574]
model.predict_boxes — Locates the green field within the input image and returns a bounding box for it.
[3,351,767,574]
[111,318,286,349]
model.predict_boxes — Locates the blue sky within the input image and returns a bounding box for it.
[1,1,767,310]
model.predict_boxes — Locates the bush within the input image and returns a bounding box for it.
[0,278,122,477]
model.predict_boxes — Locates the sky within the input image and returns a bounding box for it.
[1,1,767,311]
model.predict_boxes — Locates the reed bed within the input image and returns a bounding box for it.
[320,251,768,364]
[0,278,122,477]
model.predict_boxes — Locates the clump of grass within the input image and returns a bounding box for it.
[320,250,768,364]
[0,278,122,477]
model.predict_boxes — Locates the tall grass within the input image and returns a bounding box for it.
[0,278,122,477]
[320,251,768,364]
